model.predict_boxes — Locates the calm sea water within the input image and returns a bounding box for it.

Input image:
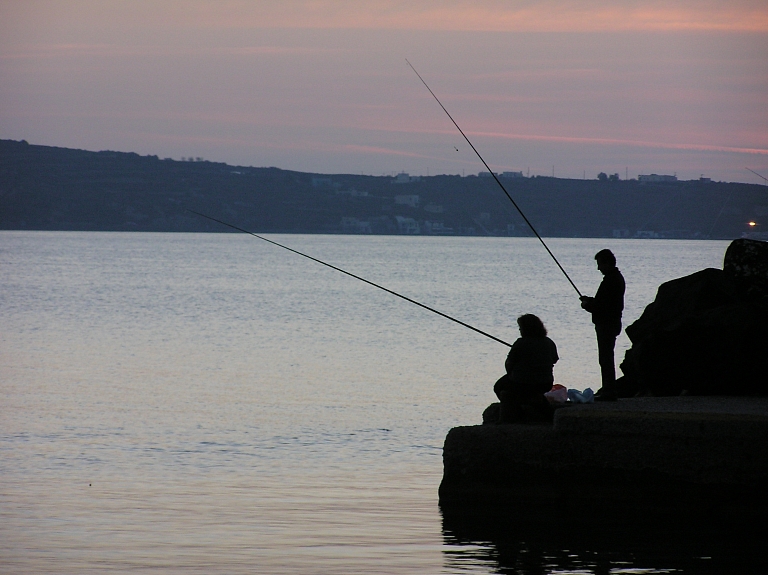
[0,232,735,573]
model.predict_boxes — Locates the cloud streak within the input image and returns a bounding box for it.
[0,43,334,60]
[330,120,768,158]
[472,130,768,156]
[5,1,765,34]
[156,0,768,33]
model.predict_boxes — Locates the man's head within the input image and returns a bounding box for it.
[594,249,616,274]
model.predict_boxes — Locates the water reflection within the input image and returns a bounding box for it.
[441,501,760,574]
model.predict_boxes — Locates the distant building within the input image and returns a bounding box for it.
[424,204,444,214]
[638,174,677,183]
[478,171,497,178]
[336,188,369,197]
[501,171,524,179]
[340,217,372,233]
[394,194,420,208]
[393,172,421,184]
[423,221,454,235]
[394,216,420,234]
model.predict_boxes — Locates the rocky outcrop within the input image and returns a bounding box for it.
[724,237,768,289]
[617,238,768,396]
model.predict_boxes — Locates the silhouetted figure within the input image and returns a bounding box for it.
[494,314,559,422]
[580,249,625,399]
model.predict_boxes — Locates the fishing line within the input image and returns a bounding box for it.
[746,168,768,184]
[187,209,513,347]
[406,59,583,298]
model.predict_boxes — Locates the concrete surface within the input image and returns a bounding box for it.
[439,397,768,509]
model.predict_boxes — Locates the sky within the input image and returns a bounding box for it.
[1,0,767,183]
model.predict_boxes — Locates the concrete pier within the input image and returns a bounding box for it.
[439,397,768,520]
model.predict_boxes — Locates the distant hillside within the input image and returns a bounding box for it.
[1,139,765,239]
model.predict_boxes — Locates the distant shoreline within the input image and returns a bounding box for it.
[2,139,765,239]
[0,229,748,244]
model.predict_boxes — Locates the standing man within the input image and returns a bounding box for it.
[580,249,625,399]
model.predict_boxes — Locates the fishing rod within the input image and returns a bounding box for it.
[187,209,513,347]
[406,59,583,298]
[746,168,768,185]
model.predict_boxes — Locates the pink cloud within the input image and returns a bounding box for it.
[350,121,768,157]
[7,1,763,34]
[471,130,768,155]
[156,0,768,33]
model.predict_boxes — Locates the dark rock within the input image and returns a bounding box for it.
[620,240,768,396]
[482,402,500,424]
[625,268,737,343]
[613,372,641,397]
[724,237,768,298]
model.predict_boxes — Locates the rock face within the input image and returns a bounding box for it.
[724,237,768,289]
[618,238,768,397]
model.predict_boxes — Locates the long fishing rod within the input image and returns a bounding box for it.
[187,209,513,347]
[746,167,768,184]
[406,59,583,298]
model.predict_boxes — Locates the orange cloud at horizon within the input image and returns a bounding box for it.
[172,0,768,33]
[471,130,768,156]
[355,123,768,157]
[6,0,765,34]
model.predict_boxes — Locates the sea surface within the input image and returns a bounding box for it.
[0,232,747,573]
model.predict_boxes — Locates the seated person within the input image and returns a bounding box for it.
[493,314,559,422]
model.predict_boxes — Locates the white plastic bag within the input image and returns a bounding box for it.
[544,384,568,404]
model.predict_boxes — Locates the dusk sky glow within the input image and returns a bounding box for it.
[2,0,767,182]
